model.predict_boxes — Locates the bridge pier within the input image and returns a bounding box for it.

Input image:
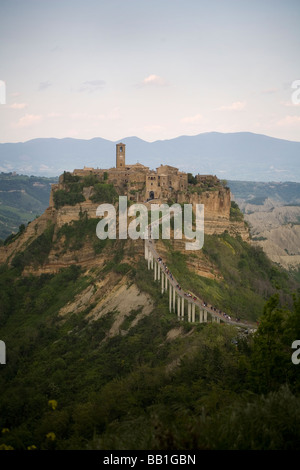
[172,286,176,312]
[181,297,184,321]
[169,283,172,312]
[188,302,191,322]
[154,260,157,281]
[161,271,164,294]
[177,295,181,320]
[199,309,207,323]
[192,303,195,323]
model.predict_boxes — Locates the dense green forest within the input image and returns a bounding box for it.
[0,225,299,450]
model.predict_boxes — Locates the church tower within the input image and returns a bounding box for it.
[116,143,125,169]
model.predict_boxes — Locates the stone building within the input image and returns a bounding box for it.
[72,143,188,202]
[43,141,250,256]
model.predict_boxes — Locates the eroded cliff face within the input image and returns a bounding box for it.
[236,197,300,269]
[178,187,249,241]
[197,188,231,236]
[0,181,249,276]
[0,200,100,270]
[0,207,55,265]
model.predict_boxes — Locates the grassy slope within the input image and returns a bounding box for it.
[161,232,295,322]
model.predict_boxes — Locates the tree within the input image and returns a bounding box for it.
[248,294,299,394]
[187,173,197,185]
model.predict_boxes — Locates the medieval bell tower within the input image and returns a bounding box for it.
[116,143,125,169]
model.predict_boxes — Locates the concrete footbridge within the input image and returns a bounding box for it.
[143,220,255,330]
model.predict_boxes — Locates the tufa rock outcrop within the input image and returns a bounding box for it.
[0,144,249,274]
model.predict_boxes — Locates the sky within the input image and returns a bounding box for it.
[0,0,300,143]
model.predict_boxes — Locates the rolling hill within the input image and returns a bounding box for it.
[0,173,58,239]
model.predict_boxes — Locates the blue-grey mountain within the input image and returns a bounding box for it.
[0,132,299,181]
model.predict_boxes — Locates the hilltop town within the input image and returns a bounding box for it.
[0,144,249,275]
[50,142,225,204]
[48,143,248,238]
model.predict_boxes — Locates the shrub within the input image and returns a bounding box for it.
[82,174,100,187]
[11,223,54,270]
[90,183,118,203]
[230,201,244,221]
[53,189,85,209]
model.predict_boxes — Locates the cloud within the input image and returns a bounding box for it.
[218,101,247,111]
[181,113,203,124]
[47,112,62,118]
[281,100,299,108]
[277,115,300,126]
[15,114,42,127]
[138,74,169,87]
[261,88,279,95]
[38,81,52,91]
[69,107,121,121]
[78,80,106,93]
[143,124,165,133]
[39,164,52,171]
[8,103,27,109]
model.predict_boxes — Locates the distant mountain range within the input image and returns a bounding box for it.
[0,132,300,181]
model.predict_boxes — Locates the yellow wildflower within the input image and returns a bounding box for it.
[48,399,58,410]
[0,443,14,450]
[46,432,56,441]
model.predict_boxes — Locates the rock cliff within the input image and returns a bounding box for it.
[0,174,249,276]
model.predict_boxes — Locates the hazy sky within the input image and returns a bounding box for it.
[0,0,300,143]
